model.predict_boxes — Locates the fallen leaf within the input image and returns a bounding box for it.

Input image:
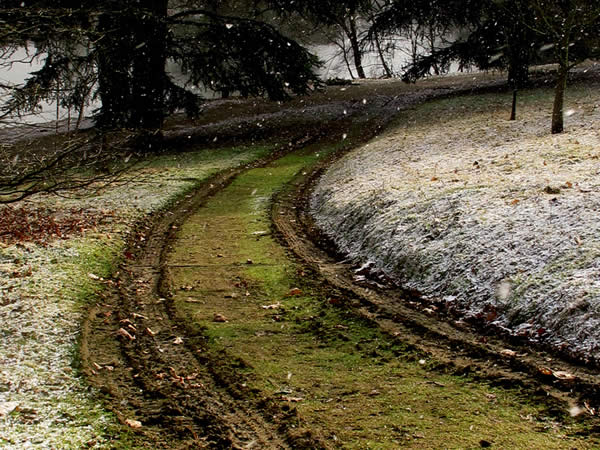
[553,370,576,381]
[117,328,135,341]
[88,273,101,280]
[0,402,19,417]
[173,336,184,345]
[500,349,517,357]
[213,313,228,323]
[281,396,304,402]
[261,302,282,310]
[125,418,142,429]
[510,199,520,205]
[584,401,597,416]
[288,288,302,296]
[538,366,553,376]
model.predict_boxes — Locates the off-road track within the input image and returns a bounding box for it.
[81,75,600,448]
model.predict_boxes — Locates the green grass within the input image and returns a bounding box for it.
[167,130,600,448]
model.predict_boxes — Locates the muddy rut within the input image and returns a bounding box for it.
[81,78,600,448]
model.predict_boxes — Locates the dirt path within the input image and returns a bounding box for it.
[81,76,600,448]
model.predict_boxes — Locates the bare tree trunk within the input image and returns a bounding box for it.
[373,29,392,78]
[55,78,60,135]
[552,63,568,134]
[346,18,366,79]
[76,98,85,130]
[510,90,518,121]
[342,47,356,79]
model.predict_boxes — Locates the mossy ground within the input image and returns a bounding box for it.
[167,132,599,448]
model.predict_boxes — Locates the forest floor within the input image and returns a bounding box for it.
[1,68,600,448]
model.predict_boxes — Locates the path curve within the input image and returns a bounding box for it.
[81,75,600,447]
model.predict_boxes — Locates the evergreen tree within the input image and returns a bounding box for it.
[0,0,325,132]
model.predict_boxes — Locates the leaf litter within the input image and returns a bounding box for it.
[311,82,600,363]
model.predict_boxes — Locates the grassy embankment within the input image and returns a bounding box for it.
[311,80,600,360]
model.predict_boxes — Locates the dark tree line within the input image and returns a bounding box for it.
[0,0,326,132]
[0,0,334,201]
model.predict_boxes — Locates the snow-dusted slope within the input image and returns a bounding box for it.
[311,83,600,360]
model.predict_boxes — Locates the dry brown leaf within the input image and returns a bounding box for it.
[213,313,228,323]
[553,370,576,381]
[125,418,142,429]
[500,349,517,357]
[288,288,302,296]
[538,366,553,376]
[117,328,135,341]
[281,396,304,402]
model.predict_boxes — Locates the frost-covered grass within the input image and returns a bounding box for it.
[311,81,600,360]
[0,144,271,448]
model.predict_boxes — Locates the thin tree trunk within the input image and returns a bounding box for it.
[373,29,392,78]
[343,48,356,79]
[510,89,517,121]
[552,63,568,134]
[346,18,366,79]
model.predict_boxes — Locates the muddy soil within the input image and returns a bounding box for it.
[81,74,600,448]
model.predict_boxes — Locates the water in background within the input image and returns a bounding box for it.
[0,40,449,128]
